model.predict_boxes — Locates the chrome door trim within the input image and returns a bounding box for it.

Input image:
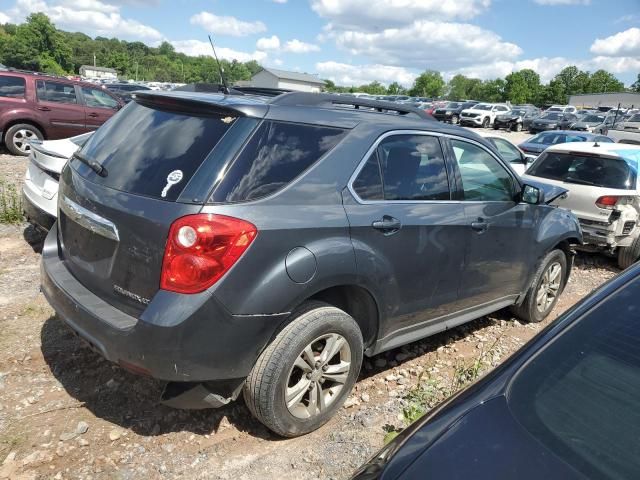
[59,196,119,241]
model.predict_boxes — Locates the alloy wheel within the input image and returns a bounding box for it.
[13,129,37,154]
[536,262,562,313]
[285,333,352,419]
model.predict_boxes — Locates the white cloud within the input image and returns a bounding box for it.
[590,27,640,57]
[311,0,491,28]
[0,11,11,23]
[331,20,521,71]
[171,39,267,63]
[283,39,320,53]
[533,0,590,4]
[190,11,266,37]
[315,61,418,86]
[256,35,281,50]
[7,0,162,41]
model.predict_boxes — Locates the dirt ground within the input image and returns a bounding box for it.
[0,135,620,479]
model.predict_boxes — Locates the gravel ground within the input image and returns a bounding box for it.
[0,131,621,479]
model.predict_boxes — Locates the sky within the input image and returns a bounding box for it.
[1,0,639,86]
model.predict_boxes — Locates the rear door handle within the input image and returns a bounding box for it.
[37,106,51,111]
[88,113,99,118]
[372,216,402,235]
[471,218,489,233]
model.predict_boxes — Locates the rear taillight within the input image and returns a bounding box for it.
[160,214,257,294]
[595,196,634,209]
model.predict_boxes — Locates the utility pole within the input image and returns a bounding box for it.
[135,62,138,82]
[93,53,96,67]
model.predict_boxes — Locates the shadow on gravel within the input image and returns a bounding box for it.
[40,315,276,440]
[23,224,47,253]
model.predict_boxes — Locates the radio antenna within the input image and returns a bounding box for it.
[208,34,230,94]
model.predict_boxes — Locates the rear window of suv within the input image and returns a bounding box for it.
[72,101,234,201]
[527,151,637,189]
[211,121,346,202]
[0,76,26,98]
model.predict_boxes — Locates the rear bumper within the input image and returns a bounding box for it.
[22,189,55,231]
[41,223,288,385]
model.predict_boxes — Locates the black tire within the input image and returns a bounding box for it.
[243,301,363,437]
[493,123,500,130]
[514,122,523,132]
[482,117,490,128]
[512,249,568,323]
[4,123,43,156]
[451,115,459,125]
[617,236,640,269]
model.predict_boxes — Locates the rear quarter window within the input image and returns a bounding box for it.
[211,121,346,202]
[0,76,26,98]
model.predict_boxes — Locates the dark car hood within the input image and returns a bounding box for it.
[397,397,582,480]
[496,114,520,121]
[532,119,559,125]
[518,142,546,154]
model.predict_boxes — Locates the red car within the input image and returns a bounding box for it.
[0,71,124,156]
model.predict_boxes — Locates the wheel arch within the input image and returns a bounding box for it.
[3,118,47,142]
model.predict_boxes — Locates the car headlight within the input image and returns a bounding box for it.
[445,111,452,115]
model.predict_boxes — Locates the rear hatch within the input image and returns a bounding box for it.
[523,149,639,223]
[56,95,251,317]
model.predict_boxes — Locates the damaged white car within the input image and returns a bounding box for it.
[522,141,640,269]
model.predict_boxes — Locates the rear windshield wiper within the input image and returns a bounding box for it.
[72,151,107,177]
[563,177,595,186]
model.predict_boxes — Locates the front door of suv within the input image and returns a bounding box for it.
[343,133,468,345]
[447,137,534,312]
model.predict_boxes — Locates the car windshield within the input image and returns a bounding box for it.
[582,115,606,123]
[526,151,638,189]
[628,114,640,122]
[547,107,563,112]
[540,113,562,120]
[509,109,525,116]
[528,132,588,145]
[508,278,640,479]
[446,102,461,109]
[474,104,492,111]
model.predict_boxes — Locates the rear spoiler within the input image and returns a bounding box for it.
[132,91,269,118]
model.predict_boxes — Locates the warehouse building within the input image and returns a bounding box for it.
[569,92,640,109]
[249,68,325,93]
[79,65,117,80]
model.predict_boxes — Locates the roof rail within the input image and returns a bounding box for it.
[270,92,433,120]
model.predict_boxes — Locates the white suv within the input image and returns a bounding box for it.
[460,103,510,128]
[546,105,577,114]
[522,141,640,269]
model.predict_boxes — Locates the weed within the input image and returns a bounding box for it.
[0,181,23,224]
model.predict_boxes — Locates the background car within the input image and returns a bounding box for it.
[522,142,640,269]
[460,103,511,128]
[570,112,608,132]
[352,262,640,480]
[104,82,152,103]
[478,131,536,175]
[546,104,577,114]
[22,132,91,230]
[0,71,123,155]
[518,131,613,157]
[432,101,478,125]
[529,112,579,133]
[493,106,540,132]
[619,113,640,132]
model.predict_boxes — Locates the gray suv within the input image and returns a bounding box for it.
[41,91,582,437]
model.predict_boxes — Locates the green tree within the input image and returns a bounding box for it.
[553,66,590,97]
[387,81,406,95]
[358,81,387,95]
[505,69,540,104]
[631,74,640,93]
[477,78,506,103]
[447,74,478,100]
[18,13,72,71]
[588,69,625,93]
[410,70,445,98]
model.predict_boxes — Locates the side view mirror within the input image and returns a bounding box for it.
[522,184,544,205]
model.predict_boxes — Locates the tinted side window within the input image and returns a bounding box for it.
[377,135,450,201]
[490,138,523,163]
[353,152,384,200]
[451,139,514,201]
[37,80,77,104]
[0,76,26,98]
[82,87,118,109]
[213,121,346,202]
